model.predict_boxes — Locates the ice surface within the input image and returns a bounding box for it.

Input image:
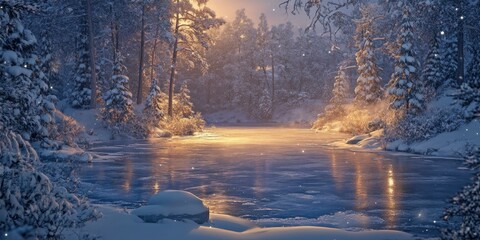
[79,126,471,238]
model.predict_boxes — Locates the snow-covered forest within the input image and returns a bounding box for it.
[0,0,479,239]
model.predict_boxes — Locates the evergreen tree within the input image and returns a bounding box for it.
[442,36,458,86]
[387,2,424,115]
[0,126,100,238]
[354,5,383,104]
[0,1,57,142]
[457,47,480,119]
[422,35,442,100]
[330,63,349,111]
[143,79,165,129]
[167,0,224,117]
[442,147,480,239]
[102,53,133,126]
[174,82,194,118]
[256,89,273,120]
[69,16,92,109]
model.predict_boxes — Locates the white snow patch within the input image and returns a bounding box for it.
[78,206,413,240]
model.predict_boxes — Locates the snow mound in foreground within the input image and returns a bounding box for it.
[132,190,209,224]
[82,206,413,240]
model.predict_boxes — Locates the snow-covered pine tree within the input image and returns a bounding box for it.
[174,82,194,118]
[354,5,383,105]
[387,1,424,115]
[442,36,458,87]
[442,147,480,239]
[328,63,349,115]
[457,46,480,119]
[102,52,133,126]
[0,1,57,143]
[143,79,165,129]
[422,35,442,100]
[70,15,92,109]
[257,89,273,120]
[0,126,100,239]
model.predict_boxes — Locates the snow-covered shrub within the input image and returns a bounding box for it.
[385,107,466,143]
[162,113,205,136]
[340,109,375,134]
[442,147,480,240]
[55,113,83,147]
[161,83,205,136]
[0,128,100,239]
[314,102,388,135]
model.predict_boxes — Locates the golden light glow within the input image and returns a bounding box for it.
[353,155,368,210]
[123,159,134,192]
[386,164,397,227]
[330,150,344,191]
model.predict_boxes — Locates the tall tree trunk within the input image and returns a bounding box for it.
[168,8,180,117]
[87,0,97,108]
[110,4,119,75]
[137,3,146,104]
[457,0,464,86]
[271,55,275,113]
[150,24,160,84]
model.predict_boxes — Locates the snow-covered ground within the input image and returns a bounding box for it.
[76,191,413,240]
[330,120,480,158]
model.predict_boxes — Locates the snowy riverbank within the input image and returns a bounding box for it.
[332,119,480,158]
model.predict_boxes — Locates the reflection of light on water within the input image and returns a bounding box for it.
[386,164,397,227]
[330,151,344,191]
[354,157,368,210]
[153,182,160,194]
[123,159,133,192]
[201,194,233,214]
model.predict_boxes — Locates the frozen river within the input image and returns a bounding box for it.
[79,126,470,237]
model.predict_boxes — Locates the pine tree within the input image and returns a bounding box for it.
[329,63,349,114]
[102,53,133,126]
[354,5,383,104]
[0,126,100,238]
[143,79,165,129]
[422,35,442,100]
[0,1,57,142]
[70,17,92,109]
[442,147,480,239]
[257,89,273,120]
[457,47,480,119]
[174,82,194,118]
[167,0,224,117]
[442,36,458,86]
[387,2,424,115]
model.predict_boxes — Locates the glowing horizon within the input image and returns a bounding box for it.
[207,0,309,27]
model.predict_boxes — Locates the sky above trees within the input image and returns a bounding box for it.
[208,0,309,25]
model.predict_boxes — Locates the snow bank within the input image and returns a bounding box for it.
[386,119,480,157]
[81,206,413,240]
[132,190,209,224]
[38,145,93,163]
[337,120,479,157]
